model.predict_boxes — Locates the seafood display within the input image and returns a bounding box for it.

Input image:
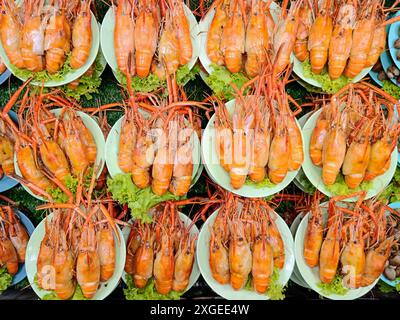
[205,0,296,77]
[211,70,303,189]
[294,0,400,80]
[113,0,193,78]
[302,193,398,290]
[207,193,287,294]
[0,0,93,74]
[114,76,201,196]
[307,83,398,189]
[0,117,16,180]
[124,202,199,295]
[33,194,121,300]
[0,81,102,201]
[0,206,30,276]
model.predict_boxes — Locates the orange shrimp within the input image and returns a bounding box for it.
[171,0,192,65]
[294,1,313,62]
[321,110,347,186]
[251,221,274,293]
[73,113,97,164]
[133,225,154,288]
[341,221,365,289]
[172,234,196,292]
[44,0,71,74]
[169,115,193,196]
[249,98,270,183]
[319,210,341,284]
[114,0,135,76]
[244,0,269,77]
[287,108,303,171]
[342,121,371,189]
[70,0,92,69]
[328,2,356,80]
[6,207,29,263]
[0,0,25,68]
[20,0,46,72]
[309,106,330,166]
[229,219,252,290]
[267,215,285,269]
[273,0,299,74]
[158,12,180,76]
[76,222,100,299]
[37,218,55,290]
[303,198,323,268]
[125,226,141,275]
[206,0,229,66]
[98,224,115,282]
[153,231,175,295]
[308,0,333,74]
[209,227,230,284]
[344,4,376,78]
[0,134,15,175]
[0,225,18,275]
[214,100,233,173]
[118,110,137,173]
[53,224,76,300]
[230,101,253,189]
[135,0,159,77]
[220,0,245,73]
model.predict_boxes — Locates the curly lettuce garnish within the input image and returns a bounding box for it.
[382,80,400,100]
[62,53,104,100]
[107,173,181,223]
[317,274,348,296]
[10,53,73,83]
[302,60,351,94]
[0,267,12,295]
[245,176,275,188]
[115,64,199,93]
[42,284,89,300]
[326,173,373,196]
[244,268,286,300]
[123,274,182,300]
[204,64,249,100]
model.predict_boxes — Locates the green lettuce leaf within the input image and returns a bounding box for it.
[326,173,373,196]
[107,173,181,223]
[302,60,351,94]
[245,176,275,188]
[61,54,104,100]
[317,274,348,296]
[204,64,249,100]
[42,284,89,300]
[11,53,73,83]
[382,80,400,100]
[0,267,12,295]
[123,274,182,300]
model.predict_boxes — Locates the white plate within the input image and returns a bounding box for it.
[292,57,372,90]
[0,11,99,87]
[289,213,310,289]
[121,212,200,293]
[25,212,126,300]
[101,4,199,73]
[197,208,294,300]
[301,108,397,201]
[202,99,303,198]
[198,1,281,75]
[14,109,106,201]
[294,204,379,300]
[105,115,201,186]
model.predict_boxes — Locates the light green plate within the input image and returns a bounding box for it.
[101,3,199,74]
[25,212,126,300]
[202,99,304,198]
[301,108,397,201]
[14,109,106,201]
[0,11,100,87]
[196,207,294,300]
[294,203,379,300]
[198,1,281,75]
[292,56,372,90]
[121,212,200,293]
[105,115,201,186]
